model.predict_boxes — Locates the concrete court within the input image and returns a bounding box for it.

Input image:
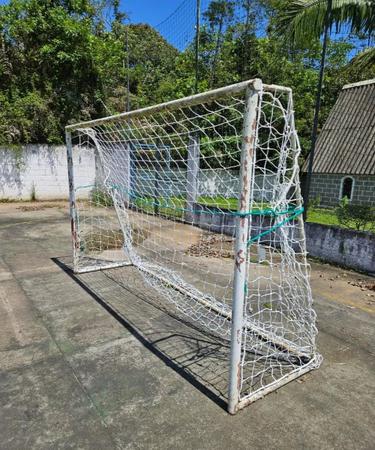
[0,202,374,450]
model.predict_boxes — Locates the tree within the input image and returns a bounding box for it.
[0,0,371,149]
[0,0,104,143]
[203,0,235,87]
[125,24,179,108]
[336,197,375,231]
[275,0,375,68]
[276,0,374,44]
[0,1,177,142]
[274,0,374,216]
[239,0,257,78]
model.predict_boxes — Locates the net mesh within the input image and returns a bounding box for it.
[68,81,321,408]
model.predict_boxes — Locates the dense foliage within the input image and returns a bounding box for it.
[336,197,375,231]
[0,0,374,159]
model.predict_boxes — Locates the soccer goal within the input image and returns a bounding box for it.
[66,78,321,413]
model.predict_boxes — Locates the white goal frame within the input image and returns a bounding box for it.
[66,79,321,414]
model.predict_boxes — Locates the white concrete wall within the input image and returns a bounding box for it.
[0,145,276,202]
[0,145,95,200]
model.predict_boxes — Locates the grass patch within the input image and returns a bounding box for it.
[198,196,238,210]
[134,195,238,219]
[91,188,114,207]
[307,207,374,232]
[198,196,271,212]
[134,196,185,218]
[307,208,340,227]
[134,195,270,218]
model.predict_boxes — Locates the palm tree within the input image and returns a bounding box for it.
[276,0,375,218]
[277,0,374,46]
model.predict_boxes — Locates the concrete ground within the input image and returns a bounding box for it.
[0,201,374,450]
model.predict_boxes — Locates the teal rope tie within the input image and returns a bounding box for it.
[246,207,304,246]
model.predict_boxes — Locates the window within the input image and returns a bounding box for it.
[340,176,354,201]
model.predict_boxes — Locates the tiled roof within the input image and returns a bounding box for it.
[303,79,375,175]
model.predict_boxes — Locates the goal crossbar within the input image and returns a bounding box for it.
[66,79,290,131]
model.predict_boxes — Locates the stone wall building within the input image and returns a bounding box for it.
[303,79,375,207]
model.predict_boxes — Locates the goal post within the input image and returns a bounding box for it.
[66,78,321,413]
[228,82,260,414]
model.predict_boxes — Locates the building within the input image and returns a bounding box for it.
[304,79,375,207]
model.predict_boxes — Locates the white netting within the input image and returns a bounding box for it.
[67,80,321,411]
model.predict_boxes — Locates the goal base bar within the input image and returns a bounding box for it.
[74,260,132,274]
[229,354,321,414]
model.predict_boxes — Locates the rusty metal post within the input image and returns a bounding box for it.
[228,79,261,414]
[186,132,200,223]
[66,130,79,272]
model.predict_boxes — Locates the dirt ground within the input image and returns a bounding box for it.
[0,201,374,450]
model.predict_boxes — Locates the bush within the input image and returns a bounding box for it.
[309,195,321,210]
[335,197,375,232]
[91,187,113,207]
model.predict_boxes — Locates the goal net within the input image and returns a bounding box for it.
[66,79,321,413]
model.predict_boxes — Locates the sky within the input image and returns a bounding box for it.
[121,1,184,27]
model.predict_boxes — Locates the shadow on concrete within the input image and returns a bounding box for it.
[52,257,229,412]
